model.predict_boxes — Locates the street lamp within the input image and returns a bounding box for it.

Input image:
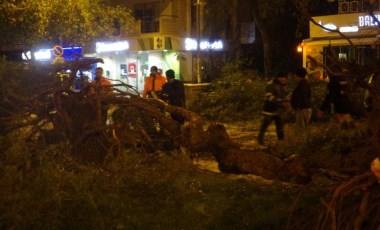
[297,44,303,53]
[195,0,205,83]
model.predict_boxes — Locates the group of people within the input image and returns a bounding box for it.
[94,64,353,140]
[87,66,186,125]
[142,66,186,124]
[257,67,352,145]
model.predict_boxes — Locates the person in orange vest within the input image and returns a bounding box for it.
[88,67,112,95]
[142,66,167,98]
[88,67,113,124]
[94,67,112,90]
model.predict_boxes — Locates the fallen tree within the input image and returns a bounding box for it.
[0,58,314,184]
[2,58,379,184]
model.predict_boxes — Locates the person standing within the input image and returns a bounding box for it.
[257,72,289,145]
[290,67,312,131]
[142,66,167,98]
[88,67,112,95]
[317,75,352,125]
[89,67,113,124]
[162,69,186,124]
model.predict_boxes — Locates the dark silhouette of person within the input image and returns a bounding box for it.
[317,75,352,124]
[257,72,289,145]
[162,69,186,124]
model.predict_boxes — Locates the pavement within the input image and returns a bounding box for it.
[193,121,283,172]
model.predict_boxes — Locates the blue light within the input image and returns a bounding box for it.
[62,47,82,61]
[34,46,83,61]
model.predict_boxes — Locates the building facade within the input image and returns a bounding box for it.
[302,0,380,78]
[86,0,224,93]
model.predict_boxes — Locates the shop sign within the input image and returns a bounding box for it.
[185,38,224,51]
[318,21,358,33]
[34,49,52,60]
[154,36,164,50]
[96,41,129,53]
[358,14,380,27]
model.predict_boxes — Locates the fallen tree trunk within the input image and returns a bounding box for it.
[205,124,311,184]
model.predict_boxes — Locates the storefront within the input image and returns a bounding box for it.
[302,11,380,78]
[87,37,224,93]
[86,37,189,93]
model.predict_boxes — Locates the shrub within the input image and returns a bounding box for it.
[189,66,368,123]
[188,64,266,122]
[0,130,325,229]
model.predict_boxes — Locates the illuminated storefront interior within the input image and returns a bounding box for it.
[89,38,224,93]
[302,11,380,78]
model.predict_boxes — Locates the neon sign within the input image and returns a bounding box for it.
[34,49,52,60]
[318,21,358,33]
[34,47,82,61]
[319,21,337,31]
[358,15,380,27]
[96,41,129,53]
[185,38,224,51]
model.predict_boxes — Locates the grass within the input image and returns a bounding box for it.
[0,131,326,229]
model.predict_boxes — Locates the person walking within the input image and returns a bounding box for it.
[162,69,186,124]
[142,66,167,99]
[257,72,289,145]
[290,67,312,131]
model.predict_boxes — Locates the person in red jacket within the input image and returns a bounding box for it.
[142,66,167,98]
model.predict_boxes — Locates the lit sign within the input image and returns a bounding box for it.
[34,47,82,61]
[200,40,223,50]
[358,15,380,27]
[319,21,337,31]
[22,51,32,60]
[62,47,82,61]
[318,21,358,33]
[96,41,129,53]
[185,38,197,50]
[185,38,224,51]
[34,49,52,60]
[339,26,359,33]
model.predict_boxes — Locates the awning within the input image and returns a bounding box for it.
[128,36,181,51]
[302,37,380,46]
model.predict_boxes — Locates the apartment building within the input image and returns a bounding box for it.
[88,0,223,92]
[302,0,380,78]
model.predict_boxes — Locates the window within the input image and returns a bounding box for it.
[134,2,160,33]
[362,0,380,11]
[350,1,359,12]
[339,1,350,13]
[324,45,377,66]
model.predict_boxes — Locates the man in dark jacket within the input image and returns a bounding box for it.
[291,67,312,131]
[257,72,289,145]
[317,75,352,124]
[162,69,186,124]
